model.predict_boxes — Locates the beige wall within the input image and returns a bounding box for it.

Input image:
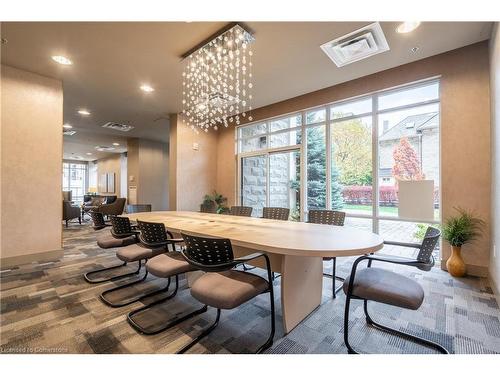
[137,139,169,210]
[1,65,63,267]
[214,41,492,275]
[490,24,500,293]
[96,153,123,197]
[127,138,169,210]
[169,114,218,211]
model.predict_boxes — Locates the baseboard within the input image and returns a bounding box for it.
[0,249,64,270]
[440,259,489,277]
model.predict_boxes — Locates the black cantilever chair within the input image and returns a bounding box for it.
[99,220,184,308]
[343,226,449,354]
[262,207,290,279]
[229,206,253,217]
[84,215,140,283]
[89,211,111,231]
[308,209,346,298]
[127,237,206,335]
[262,207,289,221]
[178,233,275,354]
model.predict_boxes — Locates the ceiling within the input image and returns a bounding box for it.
[1,21,492,161]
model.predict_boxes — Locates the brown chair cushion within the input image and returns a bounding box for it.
[191,270,269,310]
[96,232,136,249]
[343,267,424,310]
[116,244,165,262]
[146,252,197,278]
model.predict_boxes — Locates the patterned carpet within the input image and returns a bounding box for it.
[1,221,499,354]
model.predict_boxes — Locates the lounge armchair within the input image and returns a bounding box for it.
[62,200,81,227]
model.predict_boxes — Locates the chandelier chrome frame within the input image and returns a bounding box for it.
[181,22,255,132]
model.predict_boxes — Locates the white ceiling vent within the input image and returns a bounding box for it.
[320,22,390,67]
[102,122,134,132]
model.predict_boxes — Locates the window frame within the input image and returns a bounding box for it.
[236,77,441,243]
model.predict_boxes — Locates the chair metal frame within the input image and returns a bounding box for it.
[308,209,346,298]
[177,234,275,354]
[99,220,184,308]
[84,216,140,284]
[343,227,448,354]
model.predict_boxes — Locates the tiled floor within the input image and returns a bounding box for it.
[1,221,499,354]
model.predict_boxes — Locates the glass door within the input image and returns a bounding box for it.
[269,150,301,221]
[240,149,301,219]
[241,155,267,217]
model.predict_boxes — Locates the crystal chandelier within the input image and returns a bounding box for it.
[181,23,255,132]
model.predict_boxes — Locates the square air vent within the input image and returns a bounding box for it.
[102,122,134,132]
[320,22,390,67]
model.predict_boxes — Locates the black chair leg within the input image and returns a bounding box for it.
[127,275,208,335]
[362,300,449,354]
[100,263,171,308]
[256,288,276,354]
[242,264,255,271]
[343,294,358,354]
[323,257,344,299]
[177,308,221,354]
[84,261,140,284]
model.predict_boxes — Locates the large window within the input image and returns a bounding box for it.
[62,162,88,203]
[237,79,441,257]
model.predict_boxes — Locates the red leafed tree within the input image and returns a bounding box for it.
[392,137,425,181]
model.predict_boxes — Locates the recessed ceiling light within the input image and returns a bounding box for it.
[78,109,91,116]
[86,152,93,155]
[51,55,73,65]
[62,123,73,129]
[112,142,120,146]
[140,84,155,93]
[95,145,116,152]
[396,22,421,34]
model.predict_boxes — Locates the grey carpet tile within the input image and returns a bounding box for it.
[1,221,500,354]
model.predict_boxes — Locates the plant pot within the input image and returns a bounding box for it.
[446,245,467,277]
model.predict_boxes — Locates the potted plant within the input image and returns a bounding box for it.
[443,207,484,277]
[200,191,228,214]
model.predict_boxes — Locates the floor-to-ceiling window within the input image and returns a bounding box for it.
[62,161,88,203]
[237,78,441,258]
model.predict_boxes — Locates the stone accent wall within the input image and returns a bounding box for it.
[241,128,294,216]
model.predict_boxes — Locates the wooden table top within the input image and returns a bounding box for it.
[125,211,384,257]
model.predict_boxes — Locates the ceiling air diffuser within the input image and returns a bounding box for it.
[320,22,390,67]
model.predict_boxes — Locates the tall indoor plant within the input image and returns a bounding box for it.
[443,207,484,277]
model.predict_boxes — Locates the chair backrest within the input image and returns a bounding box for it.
[263,207,289,221]
[200,204,217,213]
[230,206,253,217]
[308,209,346,226]
[416,226,441,270]
[137,220,171,247]
[62,191,72,201]
[89,211,107,230]
[105,195,117,204]
[181,233,234,271]
[127,204,152,213]
[110,216,134,238]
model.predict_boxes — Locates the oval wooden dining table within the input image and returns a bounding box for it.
[125,211,384,333]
